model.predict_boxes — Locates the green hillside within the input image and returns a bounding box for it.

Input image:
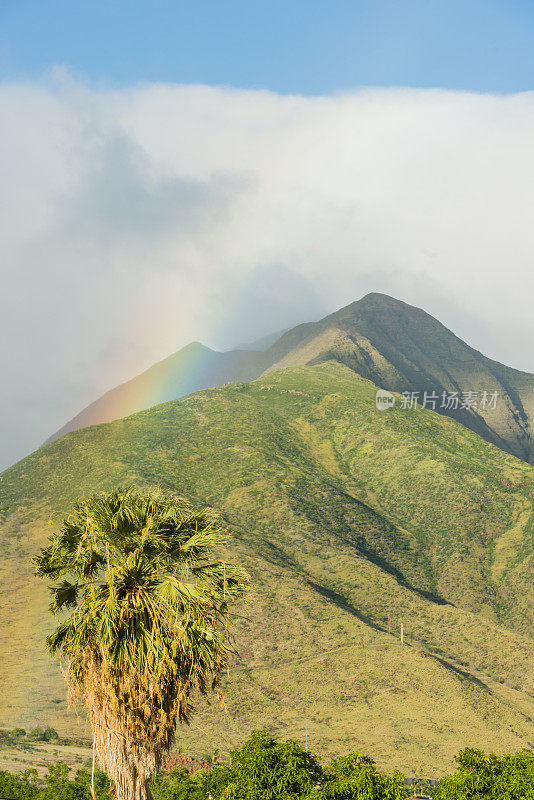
[1,363,533,775]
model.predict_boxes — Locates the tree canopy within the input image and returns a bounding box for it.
[433,747,534,800]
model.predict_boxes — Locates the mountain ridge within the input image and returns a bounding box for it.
[45,293,534,464]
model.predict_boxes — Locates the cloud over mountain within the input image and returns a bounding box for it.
[2,75,534,468]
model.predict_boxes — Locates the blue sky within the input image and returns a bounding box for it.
[1,0,534,93]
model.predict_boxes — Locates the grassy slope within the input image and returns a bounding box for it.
[0,742,92,779]
[0,363,533,775]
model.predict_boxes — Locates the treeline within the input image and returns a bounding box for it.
[0,731,533,800]
[0,727,90,748]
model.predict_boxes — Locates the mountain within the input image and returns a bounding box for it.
[45,342,269,444]
[265,294,534,464]
[46,294,534,464]
[2,364,533,774]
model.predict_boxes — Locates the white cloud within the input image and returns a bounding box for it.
[1,75,534,468]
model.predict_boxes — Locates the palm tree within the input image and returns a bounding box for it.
[34,486,250,800]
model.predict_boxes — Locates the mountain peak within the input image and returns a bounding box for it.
[182,340,212,353]
[339,292,425,317]
[360,291,400,304]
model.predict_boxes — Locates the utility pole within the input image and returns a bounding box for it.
[400,622,404,645]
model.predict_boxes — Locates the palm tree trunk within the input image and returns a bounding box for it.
[110,771,154,800]
[90,696,158,800]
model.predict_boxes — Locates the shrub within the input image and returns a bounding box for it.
[0,767,40,799]
[150,767,205,800]
[434,748,534,800]
[315,752,405,800]
[221,730,325,800]
[0,763,111,800]
[42,726,59,742]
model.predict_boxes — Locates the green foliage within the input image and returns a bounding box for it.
[0,767,40,798]
[26,726,60,742]
[42,726,59,742]
[150,767,206,800]
[220,730,325,799]
[196,764,235,798]
[316,752,405,800]
[433,747,534,800]
[0,743,532,800]
[40,762,100,800]
[0,762,110,799]
[149,763,235,800]
[0,726,27,747]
